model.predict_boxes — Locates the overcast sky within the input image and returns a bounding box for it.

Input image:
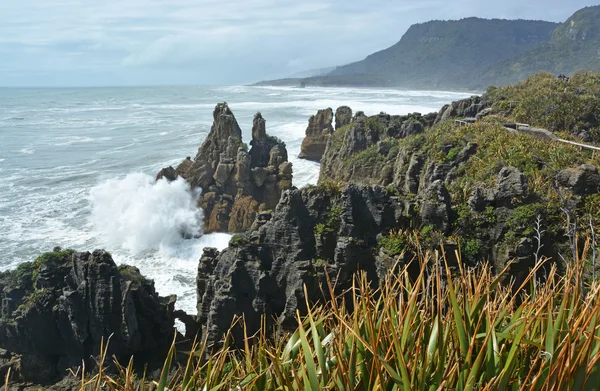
[0,0,597,87]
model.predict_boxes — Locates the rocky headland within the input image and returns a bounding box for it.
[2,72,600,387]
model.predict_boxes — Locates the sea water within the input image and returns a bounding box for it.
[0,85,472,313]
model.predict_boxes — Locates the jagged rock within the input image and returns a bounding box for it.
[403,153,425,194]
[0,249,176,385]
[399,119,424,138]
[252,112,267,141]
[420,180,452,233]
[269,145,288,166]
[251,168,268,187]
[156,166,178,182]
[196,184,407,347]
[176,157,194,177]
[299,108,334,161]
[475,107,493,120]
[493,167,528,202]
[335,106,353,130]
[320,112,433,185]
[157,104,292,233]
[556,164,600,196]
[214,162,235,185]
[434,96,486,125]
[228,196,260,232]
[468,188,488,212]
[279,162,293,178]
[206,198,233,232]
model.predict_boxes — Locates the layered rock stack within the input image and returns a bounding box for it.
[0,249,176,384]
[156,103,293,233]
[298,106,354,162]
[195,184,412,347]
[335,106,353,130]
[319,111,436,185]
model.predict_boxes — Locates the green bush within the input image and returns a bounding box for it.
[379,231,407,255]
[230,234,249,247]
[314,206,343,236]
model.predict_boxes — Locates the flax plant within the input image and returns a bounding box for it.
[6,249,600,390]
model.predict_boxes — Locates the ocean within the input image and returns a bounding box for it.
[0,85,472,313]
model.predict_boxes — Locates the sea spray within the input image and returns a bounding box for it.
[90,172,203,254]
[89,172,231,313]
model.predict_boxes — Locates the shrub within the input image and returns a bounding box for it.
[230,234,249,247]
[314,206,343,236]
[379,230,407,255]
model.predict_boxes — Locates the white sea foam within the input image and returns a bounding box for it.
[19,146,35,154]
[54,136,113,146]
[88,172,232,313]
[89,173,203,254]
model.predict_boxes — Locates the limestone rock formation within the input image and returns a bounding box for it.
[0,249,176,384]
[156,104,293,233]
[315,90,600,283]
[335,106,353,130]
[195,184,413,347]
[434,96,487,125]
[298,108,335,162]
[556,164,600,196]
[320,112,435,185]
[298,106,358,162]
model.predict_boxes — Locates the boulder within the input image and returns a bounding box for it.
[557,164,600,196]
[156,166,178,182]
[494,167,528,202]
[434,96,486,125]
[420,180,452,233]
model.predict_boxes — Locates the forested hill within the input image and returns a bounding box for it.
[254,18,558,89]
[254,6,600,90]
[477,6,600,87]
[326,18,558,89]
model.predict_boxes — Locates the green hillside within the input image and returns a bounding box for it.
[255,6,600,90]
[327,18,558,89]
[478,6,600,87]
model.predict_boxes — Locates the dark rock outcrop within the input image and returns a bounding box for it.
[195,184,412,347]
[434,96,487,125]
[0,249,176,385]
[156,104,293,233]
[556,164,600,196]
[320,112,434,185]
[335,106,353,130]
[299,108,335,161]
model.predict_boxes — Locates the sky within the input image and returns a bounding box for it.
[0,0,598,87]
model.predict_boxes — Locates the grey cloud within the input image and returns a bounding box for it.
[0,0,597,86]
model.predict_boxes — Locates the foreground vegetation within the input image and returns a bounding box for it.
[8,246,598,390]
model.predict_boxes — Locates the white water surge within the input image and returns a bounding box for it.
[90,173,203,254]
[89,173,231,313]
